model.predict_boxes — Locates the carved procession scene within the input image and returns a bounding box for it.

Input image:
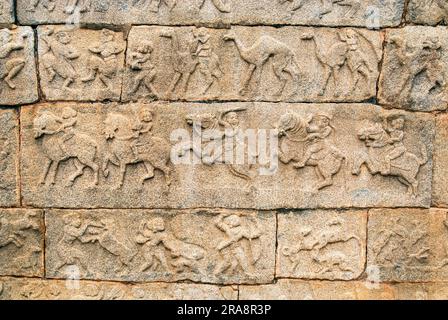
[368,209,448,282]
[277,211,366,280]
[37,26,125,101]
[16,0,405,27]
[125,26,381,103]
[379,27,448,111]
[21,102,433,209]
[45,210,276,284]
[0,210,44,277]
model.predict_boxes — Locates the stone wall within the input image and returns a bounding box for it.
[0,0,448,300]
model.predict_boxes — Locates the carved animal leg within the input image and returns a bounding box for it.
[240,64,257,96]
[5,61,25,89]
[118,163,127,188]
[158,164,172,187]
[332,66,343,97]
[210,0,231,12]
[40,158,53,185]
[167,72,182,95]
[272,57,289,98]
[49,161,60,185]
[291,0,307,10]
[141,162,155,184]
[67,159,85,186]
[319,66,332,96]
[84,159,100,186]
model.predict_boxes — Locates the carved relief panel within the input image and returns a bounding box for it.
[16,0,404,27]
[45,209,276,284]
[408,0,448,25]
[124,26,382,103]
[0,277,238,300]
[368,208,448,282]
[277,211,367,280]
[21,102,434,209]
[0,109,19,207]
[0,209,44,277]
[0,0,13,24]
[379,26,448,111]
[0,27,38,105]
[37,26,125,102]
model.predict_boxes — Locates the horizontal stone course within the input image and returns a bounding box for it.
[20,102,434,209]
[16,0,404,27]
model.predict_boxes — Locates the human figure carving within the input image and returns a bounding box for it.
[277,112,345,191]
[54,213,102,274]
[33,108,100,186]
[0,212,40,249]
[28,0,56,12]
[160,29,199,96]
[300,31,348,97]
[352,115,428,196]
[102,107,172,188]
[81,29,123,90]
[192,28,223,95]
[136,218,206,274]
[64,0,91,14]
[387,35,447,103]
[214,214,262,277]
[128,41,159,98]
[223,31,300,98]
[0,29,27,92]
[41,28,80,90]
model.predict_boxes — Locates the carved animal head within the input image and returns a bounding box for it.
[103,113,131,140]
[33,111,61,139]
[357,123,388,148]
[276,112,307,138]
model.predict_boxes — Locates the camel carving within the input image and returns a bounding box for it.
[160,30,199,96]
[223,31,300,98]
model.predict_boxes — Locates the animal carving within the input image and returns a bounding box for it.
[223,31,300,98]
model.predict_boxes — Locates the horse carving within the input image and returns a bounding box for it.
[33,110,99,186]
[352,121,428,196]
[102,113,172,188]
[277,112,345,190]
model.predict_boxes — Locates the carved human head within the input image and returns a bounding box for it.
[64,214,82,227]
[224,215,242,228]
[194,27,210,43]
[101,29,115,43]
[138,107,153,123]
[0,29,12,44]
[225,112,239,126]
[312,114,332,128]
[62,107,78,119]
[388,115,405,130]
[137,41,153,54]
[149,218,165,232]
[55,31,72,44]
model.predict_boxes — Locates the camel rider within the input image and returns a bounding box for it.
[382,115,406,175]
[0,29,27,91]
[58,107,78,154]
[294,114,333,168]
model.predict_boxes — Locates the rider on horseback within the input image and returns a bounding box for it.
[382,115,406,175]
[130,107,154,161]
[294,113,334,168]
[58,107,78,154]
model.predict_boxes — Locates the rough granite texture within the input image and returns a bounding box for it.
[0,0,448,301]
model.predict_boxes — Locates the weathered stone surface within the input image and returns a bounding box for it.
[407,0,448,25]
[0,209,44,277]
[37,26,125,102]
[433,114,448,207]
[45,209,276,284]
[379,26,448,112]
[16,0,404,27]
[0,277,238,300]
[277,210,367,280]
[21,102,433,209]
[0,27,39,105]
[123,26,382,103]
[367,208,448,282]
[0,109,19,207]
[0,0,13,25]
[240,280,448,300]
